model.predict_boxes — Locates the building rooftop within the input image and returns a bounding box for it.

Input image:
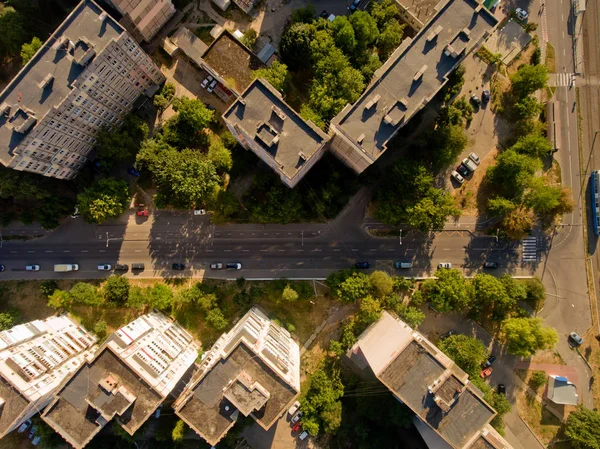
[202,30,264,95]
[0,0,123,165]
[395,0,441,29]
[547,376,579,406]
[0,376,31,436]
[331,0,497,161]
[223,78,329,183]
[170,26,208,67]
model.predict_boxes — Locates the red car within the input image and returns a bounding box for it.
[136,209,149,217]
[292,423,302,432]
[480,367,493,378]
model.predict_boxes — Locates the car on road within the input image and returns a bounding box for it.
[127,167,141,177]
[470,94,481,106]
[0,265,4,272]
[136,209,149,217]
[299,431,309,440]
[480,367,493,378]
[97,264,112,271]
[483,261,498,269]
[26,265,40,271]
[289,401,301,416]
[482,89,491,103]
[210,262,224,270]
[497,384,506,395]
[349,0,361,11]
[515,7,528,21]
[193,209,206,215]
[462,157,478,173]
[440,330,456,340]
[469,152,480,165]
[172,263,185,270]
[355,262,370,269]
[456,164,469,178]
[292,422,302,432]
[208,79,218,93]
[394,261,413,269]
[17,419,32,433]
[485,355,497,367]
[569,332,584,346]
[438,262,452,269]
[115,264,129,271]
[291,411,303,425]
[451,170,465,184]
[201,76,213,88]
[226,262,242,270]
[71,206,80,218]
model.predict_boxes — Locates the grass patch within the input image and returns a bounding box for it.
[545,42,556,72]
[517,389,564,445]
[476,46,501,66]
[194,26,215,45]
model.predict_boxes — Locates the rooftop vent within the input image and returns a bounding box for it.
[298,151,307,161]
[0,103,10,117]
[461,27,471,38]
[99,11,108,21]
[426,25,443,42]
[56,36,69,50]
[357,133,365,144]
[414,65,428,81]
[98,374,119,394]
[365,94,381,111]
[38,73,54,90]
[271,105,287,122]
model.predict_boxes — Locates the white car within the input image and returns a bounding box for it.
[438,263,452,269]
[201,76,213,88]
[451,170,465,184]
[97,264,112,271]
[469,152,480,165]
[194,209,206,215]
[288,401,301,416]
[462,158,478,172]
[25,265,40,271]
[208,79,218,93]
[515,8,528,20]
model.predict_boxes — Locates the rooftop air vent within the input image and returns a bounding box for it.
[365,94,381,110]
[38,73,54,90]
[298,151,307,161]
[357,133,365,144]
[414,65,428,81]
[426,25,443,42]
[271,105,287,122]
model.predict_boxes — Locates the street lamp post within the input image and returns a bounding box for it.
[301,230,304,246]
[399,229,402,246]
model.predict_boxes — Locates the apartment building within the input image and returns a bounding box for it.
[0,0,165,180]
[174,307,300,446]
[0,315,97,439]
[348,311,513,449]
[106,0,176,42]
[42,312,199,449]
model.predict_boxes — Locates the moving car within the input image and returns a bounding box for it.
[469,152,481,165]
[136,209,149,217]
[288,401,301,416]
[193,209,206,215]
[569,332,584,346]
[497,384,506,395]
[485,355,497,367]
[355,262,370,269]
[291,411,304,425]
[208,79,218,93]
[440,330,456,340]
[54,264,78,272]
[451,170,465,184]
[0,265,4,272]
[438,262,452,269]
[210,262,224,270]
[319,9,329,18]
[480,367,493,378]
[482,89,491,103]
[115,264,129,271]
[462,157,478,173]
[456,164,469,178]
[26,265,40,271]
[97,264,112,271]
[394,261,413,269]
[483,261,498,269]
[201,76,213,88]
[132,263,145,271]
[470,94,481,106]
[515,7,528,20]
[172,263,185,270]
[226,262,242,270]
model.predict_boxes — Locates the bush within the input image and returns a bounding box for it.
[40,279,59,297]
[103,275,130,304]
[94,320,108,339]
[529,371,547,388]
[0,308,21,331]
[282,284,299,302]
[206,308,228,330]
[172,419,186,442]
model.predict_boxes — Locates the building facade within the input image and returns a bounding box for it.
[0,315,97,438]
[0,0,165,180]
[174,307,300,446]
[107,0,176,42]
[42,312,199,449]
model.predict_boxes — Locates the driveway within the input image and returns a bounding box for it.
[242,413,318,449]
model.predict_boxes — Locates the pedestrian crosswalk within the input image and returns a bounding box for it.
[554,72,577,87]
[522,237,538,262]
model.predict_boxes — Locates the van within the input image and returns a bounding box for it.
[394,261,413,269]
[131,263,145,271]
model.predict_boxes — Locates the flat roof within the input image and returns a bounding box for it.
[176,342,297,446]
[0,376,30,436]
[379,340,495,448]
[223,78,328,182]
[42,347,162,448]
[0,0,123,164]
[332,0,497,160]
[170,27,208,67]
[202,30,264,95]
[547,377,579,406]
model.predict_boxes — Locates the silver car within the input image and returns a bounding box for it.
[25,265,40,271]
[451,170,465,184]
[97,264,112,271]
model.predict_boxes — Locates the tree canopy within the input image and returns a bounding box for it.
[565,406,600,449]
[502,317,558,356]
[253,61,290,93]
[162,97,214,149]
[510,64,549,97]
[438,334,488,376]
[95,114,148,162]
[422,268,473,312]
[77,178,129,224]
[20,36,41,65]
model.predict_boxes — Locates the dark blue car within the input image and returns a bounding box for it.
[355,262,370,269]
[128,167,141,177]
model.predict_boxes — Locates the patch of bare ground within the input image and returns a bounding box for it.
[506,41,538,77]
[581,327,600,404]
[531,348,566,365]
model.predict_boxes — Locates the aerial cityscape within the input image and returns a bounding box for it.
[0,0,598,447]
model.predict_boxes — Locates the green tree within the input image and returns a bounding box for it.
[422,268,473,312]
[510,133,552,158]
[127,286,146,308]
[40,279,58,297]
[331,16,356,54]
[280,23,316,70]
[358,295,382,324]
[395,305,425,328]
[153,82,176,111]
[369,0,400,28]
[359,50,382,80]
[502,317,558,357]
[500,274,527,303]
[95,114,149,162]
[300,104,325,129]
[253,60,290,93]
[301,364,344,436]
[77,178,129,224]
[565,406,600,449]
[163,97,214,149]
[94,320,108,339]
[501,206,535,239]
[282,284,299,302]
[510,64,549,97]
[70,283,103,306]
[439,334,488,376]
[291,4,316,24]
[103,275,130,304]
[337,272,371,303]
[0,5,26,56]
[172,419,186,443]
[487,196,517,216]
[407,187,460,232]
[525,179,574,215]
[514,95,543,119]
[20,36,41,65]
[0,308,20,331]
[210,190,239,223]
[349,11,379,47]
[529,371,547,388]
[473,273,511,319]
[377,19,404,59]
[487,149,541,199]
[206,308,228,330]
[48,290,72,309]
[147,284,174,311]
[207,138,232,173]
[430,124,468,169]
[240,28,258,48]
[369,270,393,297]
[524,277,545,310]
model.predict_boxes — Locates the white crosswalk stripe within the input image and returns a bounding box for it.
[522,237,538,262]
[554,72,576,87]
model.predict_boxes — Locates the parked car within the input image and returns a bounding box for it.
[469,152,481,165]
[208,79,218,93]
[451,170,465,184]
[319,9,329,18]
[497,384,506,395]
[194,209,206,215]
[394,261,413,269]
[71,206,80,218]
[131,263,145,271]
[480,367,493,378]
[569,332,584,346]
[97,264,112,271]
[25,265,40,271]
[114,264,129,271]
[292,422,302,432]
[355,262,370,269]
[483,261,499,269]
[440,330,456,340]
[456,164,469,178]
[17,419,32,433]
[349,0,361,11]
[206,105,216,111]
[172,263,185,270]
[226,262,242,270]
[470,94,481,106]
[155,405,162,419]
[291,411,304,425]
[28,426,37,441]
[288,401,301,416]
[31,436,41,446]
[485,355,497,367]
[438,262,452,269]
[515,7,528,20]
[482,89,491,103]
[136,209,149,217]
[210,262,224,270]
[462,157,478,172]
[299,431,309,441]
[127,167,141,177]
[201,76,214,88]
[0,265,6,272]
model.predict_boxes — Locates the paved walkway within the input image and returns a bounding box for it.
[514,362,579,385]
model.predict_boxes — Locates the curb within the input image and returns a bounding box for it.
[517,414,548,448]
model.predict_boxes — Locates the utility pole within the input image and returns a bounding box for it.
[105,232,109,248]
[301,230,304,246]
[399,229,402,245]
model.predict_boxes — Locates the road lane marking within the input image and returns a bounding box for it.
[388,249,395,251]
[260,249,267,252]
[242,250,249,252]
[81,250,88,253]
[297,250,304,252]
[10,251,16,254]
[45,250,53,253]
[313,249,322,252]
[99,250,106,253]
[206,249,213,252]
[278,250,285,252]
[443,248,450,251]
[28,251,34,253]
[134,250,141,253]
[369,249,377,251]
[333,249,340,252]
[224,249,232,252]
[63,250,70,253]
[351,249,359,251]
